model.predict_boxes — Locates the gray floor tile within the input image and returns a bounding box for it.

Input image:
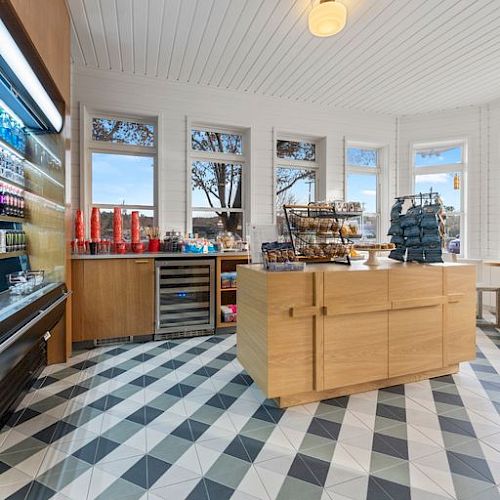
[1,328,499,500]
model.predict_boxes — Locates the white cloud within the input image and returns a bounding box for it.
[415,173,449,184]
[362,190,376,196]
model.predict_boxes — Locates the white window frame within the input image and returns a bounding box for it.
[273,131,322,223]
[411,139,467,256]
[80,105,158,234]
[344,141,386,240]
[188,121,248,236]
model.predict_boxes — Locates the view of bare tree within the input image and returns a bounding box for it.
[191,132,318,235]
[92,118,154,147]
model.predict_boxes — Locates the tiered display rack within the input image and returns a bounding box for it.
[283,203,362,265]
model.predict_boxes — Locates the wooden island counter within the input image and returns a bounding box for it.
[237,260,476,407]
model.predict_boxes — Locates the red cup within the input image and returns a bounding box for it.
[115,241,127,254]
[113,207,123,243]
[75,209,84,242]
[90,207,101,242]
[132,242,145,253]
[148,239,160,252]
[131,211,140,244]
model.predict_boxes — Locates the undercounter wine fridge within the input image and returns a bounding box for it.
[155,259,215,338]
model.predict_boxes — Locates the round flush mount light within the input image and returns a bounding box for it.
[308,0,347,37]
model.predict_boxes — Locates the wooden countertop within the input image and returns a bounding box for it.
[72,252,250,260]
[239,258,473,274]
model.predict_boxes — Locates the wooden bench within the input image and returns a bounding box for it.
[477,285,500,328]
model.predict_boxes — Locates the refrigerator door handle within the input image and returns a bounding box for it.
[0,292,69,355]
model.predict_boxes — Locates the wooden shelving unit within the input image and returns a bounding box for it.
[0,250,26,260]
[216,254,250,331]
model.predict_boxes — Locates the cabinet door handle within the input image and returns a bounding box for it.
[392,296,444,310]
[290,306,320,318]
[448,293,464,303]
[134,260,149,264]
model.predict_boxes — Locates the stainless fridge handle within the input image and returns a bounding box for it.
[0,292,70,355]
[155,266,161,331]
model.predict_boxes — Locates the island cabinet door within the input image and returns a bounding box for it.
[388,266,444,377]
[323,270,390,389]
[266,271,322,397]
[444,266,476,364]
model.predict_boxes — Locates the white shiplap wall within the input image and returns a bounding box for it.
[71,67,397,233]
[398,100,500,261]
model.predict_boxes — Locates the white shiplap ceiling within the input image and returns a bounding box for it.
[68,0,500,115]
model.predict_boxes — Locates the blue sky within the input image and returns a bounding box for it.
[414,146,462,211]
[347,173,377,213]
[92,153,154,205]
[415,173,460,210]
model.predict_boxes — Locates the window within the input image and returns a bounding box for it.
[275,137,319,235]
[92,117,155,147]
[85,112,157,241]
[191,126,245,238]
[346,145,381,240]
[413,142,465,253]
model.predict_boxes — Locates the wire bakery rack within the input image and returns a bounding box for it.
[283,204,362,265]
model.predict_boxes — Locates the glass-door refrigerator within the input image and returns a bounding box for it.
[0,9,68,426]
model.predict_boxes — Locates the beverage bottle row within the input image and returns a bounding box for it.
[0,109,26,153]
[0,149,25,186]
[0,229,26,253]
[0,182,25,218]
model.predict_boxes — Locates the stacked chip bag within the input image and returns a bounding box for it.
[388,199,406,262]
[388,194,444,264]
[403,205,425,263]
[421,203,443,263]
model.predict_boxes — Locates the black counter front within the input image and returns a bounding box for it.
[0,282,67,427]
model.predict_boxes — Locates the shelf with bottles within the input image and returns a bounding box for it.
[0,215,25,223]
[0,107,26,156]
[0,181,26,220]
[0,250,26,260]
[0,229,27,255]
[0,142,25,187]
[1,104,63,190]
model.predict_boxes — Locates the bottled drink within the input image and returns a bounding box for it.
[0,229,26,253]
[0,182,25,218]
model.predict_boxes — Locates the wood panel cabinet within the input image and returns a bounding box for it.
[267,272,321,397]
[237,262,476,408]
[388,266,444,377]
[72,259,155,342]
[324,270,389,388]
[237,268,321,397]
[445,265,476,364]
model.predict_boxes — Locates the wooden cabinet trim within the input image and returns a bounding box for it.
[325,302,391,316]
[391,296,445,310]
[314,272,324,392]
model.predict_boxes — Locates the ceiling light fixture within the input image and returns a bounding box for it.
[308,0,347,37]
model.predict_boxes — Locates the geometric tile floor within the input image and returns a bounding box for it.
[1,326,500,500]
